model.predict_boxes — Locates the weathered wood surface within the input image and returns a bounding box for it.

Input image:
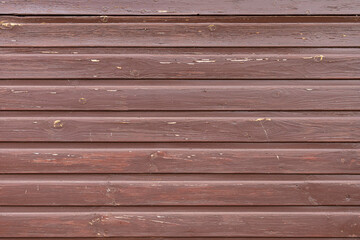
[1,48,359,79]
[1,17,359,47]
[1,0,360,15]
[0,175,359,206]
[0,143,359,174]
[1,1,360,239]
[0,239,356,240]
[0,112,359,142]
[2,80,360,110]
[0,207,359,237]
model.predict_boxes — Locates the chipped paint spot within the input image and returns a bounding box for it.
[53,120,64,128]
[167,122,177,124]
[91,59,100,62]
[306,88,313,91]
[159,62,172,64]
[157,10,168,13]
[107,89,117,92]
[116,66,122,69]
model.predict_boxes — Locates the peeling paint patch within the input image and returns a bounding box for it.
[41,51,59,54]
[195,59,216,63]
[255,118,272,121]
[11,90,28,94]
[0,21,22,29]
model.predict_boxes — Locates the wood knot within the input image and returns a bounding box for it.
[130,70,140,77]
[100,15,108,23]
[53,120,64,128]
[208,24,216,31]
[79,98,87,104]
[314,55,324,62]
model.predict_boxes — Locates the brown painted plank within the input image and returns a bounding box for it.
[1,175,360,206]
[1,80,360,110]
[0,239,356,240]
[0,207,359,237]
[1,0,360,15]
[3,16,360,23]
[0,112,359,142]
[1,48,359,79]
[1,18,359,47]
[0,143,359,174]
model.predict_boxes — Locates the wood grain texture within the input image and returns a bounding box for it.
[1,48,359,79]
[0,143,359,174]
[1,17,359,47]
[1,80,360,110]
[0,207,359,237]
[1,175,360,206]
[2,238,357,240]
[0,112,359,142]
[1,0,360,15]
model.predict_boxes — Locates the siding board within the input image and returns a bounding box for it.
[1,19,359,47]
[0,207,359,237]
[0,175,360,206]
[1,49,360,79]
[2,80,360,111]
[1,112,359,142]
[1,143,359,174]
[1,0,360,15]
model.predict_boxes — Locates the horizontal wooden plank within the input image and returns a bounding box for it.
[1,17,359,47]
[0,112,359,142]
[1,80,360,110]
[0,175,360,206]
[1,48,359,79]
[3,16,360,23]
[0,238,355,240]
[1,0,359,15]
[0,207,359,237]
[0,143,359,173]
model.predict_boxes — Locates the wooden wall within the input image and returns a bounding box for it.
[0,0,360,239]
